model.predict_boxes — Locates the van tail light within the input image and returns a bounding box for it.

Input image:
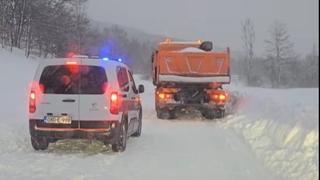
[29,91,36,113]
[110,92,120,114]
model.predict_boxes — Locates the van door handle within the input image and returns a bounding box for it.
[62,99,76,102]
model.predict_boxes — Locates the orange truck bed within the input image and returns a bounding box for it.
[152,41,230,84]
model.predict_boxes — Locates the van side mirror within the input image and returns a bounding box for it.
[138,85,144,93]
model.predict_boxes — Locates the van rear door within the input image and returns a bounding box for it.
[36,61,81,123]
[79,60,109,122]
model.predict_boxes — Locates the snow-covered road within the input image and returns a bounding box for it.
[0,114,279,180]
[1,49,317,180]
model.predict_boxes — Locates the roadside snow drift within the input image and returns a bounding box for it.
[223,86,319,180]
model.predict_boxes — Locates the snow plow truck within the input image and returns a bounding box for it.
[152,39,231,119]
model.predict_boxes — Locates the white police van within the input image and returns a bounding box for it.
[28,56,144,152]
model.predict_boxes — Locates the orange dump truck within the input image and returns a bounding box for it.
[152,39,231,119]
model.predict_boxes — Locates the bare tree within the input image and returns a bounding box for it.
[303,43,319,87]
[67,0,88,54]
[241,18,255,85]
[265,21,295,88]
[0,0,10,48]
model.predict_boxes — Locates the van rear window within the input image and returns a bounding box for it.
[39,65,107,94]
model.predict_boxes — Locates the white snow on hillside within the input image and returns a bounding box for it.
[0,48,318,180]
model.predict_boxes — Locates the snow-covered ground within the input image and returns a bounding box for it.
[0,48,318,180]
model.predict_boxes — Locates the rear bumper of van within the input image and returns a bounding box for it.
[29,119,120,144]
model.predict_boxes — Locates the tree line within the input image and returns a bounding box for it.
[83,25,155,75]
[238,18,318,88]
[0,0,155,74]
[0,0,90,57]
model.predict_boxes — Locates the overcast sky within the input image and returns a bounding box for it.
[87,0,318,55]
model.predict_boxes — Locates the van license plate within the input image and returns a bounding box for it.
[44,116,72,124]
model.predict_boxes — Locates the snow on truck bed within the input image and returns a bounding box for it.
[0,48,318,180]
[179,47,205,53]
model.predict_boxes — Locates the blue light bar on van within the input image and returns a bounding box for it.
[101,57,123,62]
[102,57,109,61]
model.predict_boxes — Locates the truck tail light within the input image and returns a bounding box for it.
[110,92,119,114]
[29,91,36,113]
[211,93,227,104]
[156,88,177,102]
[213,94,219,100]
[219,94,226,101]
[158,93,172,101]
[158,93,165,99]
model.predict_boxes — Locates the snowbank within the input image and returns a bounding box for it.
[222,85,319,180]
[0,48,38,155]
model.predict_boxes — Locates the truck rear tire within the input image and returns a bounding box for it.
[156,108,176,120]
[201,110,215,120]
[215,110,225,119]
[201,109,225,120]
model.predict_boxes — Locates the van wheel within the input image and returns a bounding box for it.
[31,136,49,150]
[112,120,127,152]
[132,109,142,137]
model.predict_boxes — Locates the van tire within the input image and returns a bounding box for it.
[132,109,142,137]
[112,119,127,152]
[31,136,49,150]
